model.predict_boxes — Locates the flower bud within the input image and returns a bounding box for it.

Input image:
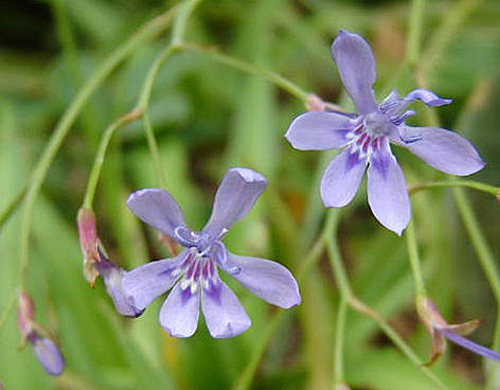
[306,94,326,112]
[77,208,100,286]
[17,291,35,342]
[16,291,65,376]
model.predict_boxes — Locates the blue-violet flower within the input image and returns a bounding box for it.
[122,168,301,338]
[285,30,485,235]
[17,291,65,376]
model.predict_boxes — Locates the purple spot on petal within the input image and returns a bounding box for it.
[345,150,362,171]
[180,286,193,304]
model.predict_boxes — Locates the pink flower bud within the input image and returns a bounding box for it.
[77,208,100,285]
[17,291,35,340]
[306,94,326,112]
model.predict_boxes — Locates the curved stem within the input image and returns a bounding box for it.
[16,6,179,288]
[453,188,500,390]
[142,111,168,188]
[347,297,446,390]
[405,221,427,297]
[82,109,144,209]
[179,43,310,103]
[0,185,27,229]
[325,213,446,389]
[409,180,498,197]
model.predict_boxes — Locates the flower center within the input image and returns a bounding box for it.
[345,123,381,160]
[363,112,393,137]
[174,250,220,294]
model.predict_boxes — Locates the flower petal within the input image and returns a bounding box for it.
[159,282,200,338]
[320,148,367,208]
[127,188,185,238]
[331,30,378,114]
[202,168,267,237]
[122,252,186,311]
[32,336,65,376]
[285,111,356,151]
[201,280,251,338]
[226,253,300,308]
[438,328,500,362]
[395,126,485,176]
[404,89,452,107]
[97,263,144,318]
[367,140,410,235]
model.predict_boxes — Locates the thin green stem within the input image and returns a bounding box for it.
[453,188,500,389]
[325,213,446,389]
[409,180,498,197]
[453,189,500,302]
[136,0,202,187]
[82,109,144,209]
[0,293,17,333]
[180,43,309,102]
[0,185,27,229]
[137,44,177,111]
[405,222,427,297]
[324,211,352,299]
[348,297,446,390]
[486,304,500,389]
[233,211,335,390]
[333,296,347,388]
[142,112,167,188]
[17,6,179,288]
[171,0,203,47]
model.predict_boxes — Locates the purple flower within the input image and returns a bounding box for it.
[77,208,143,317]
[95,247,144,318]
[285,30,485,235]
[17,292,65,376]
[122,168,301,338]
[418,297,500,364]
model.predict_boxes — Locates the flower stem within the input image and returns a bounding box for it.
[0,185,27,229]
[82,109,144,209]
[453,188,500,389]
[16,6,179,289]
[325,212,447,389]
[333,296,347,388]
[405,221,427,297]
[179,42,310,103]
[135,0,202,188]
[409,180,498,198]
[141,111,168,189]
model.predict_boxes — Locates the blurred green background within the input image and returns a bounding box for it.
[1,0,500,389]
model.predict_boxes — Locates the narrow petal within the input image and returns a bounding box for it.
[439,328,500,362]
[32,336,65,376]
[320,148,367,208]
[122,252,186,311]
[331,30,378,114]
[201,280,251,338]
[127,188,185,238]
[395,126,485,176]
[159,282,200,338]
[404,89,452,107]
[202,168,267,237]
[285,112,356,151]
[97,263,144,317]
[367,140,410,235]
[226,253,300,308]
